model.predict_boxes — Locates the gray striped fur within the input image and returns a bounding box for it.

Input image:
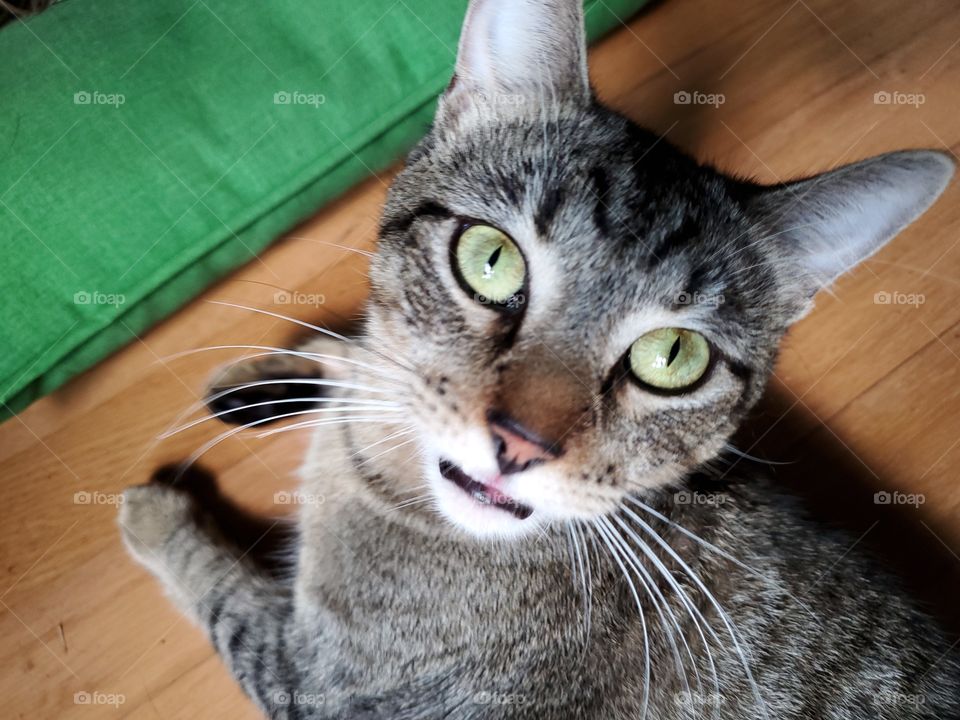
[119,1,959,717]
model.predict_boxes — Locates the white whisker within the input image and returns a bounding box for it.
[567,520,592,650]
[597,516,694,703]
[591,519,650,720]
[207,377,398,403]
[573,521,594,651]
[254,414,406,439]
[161,397,402,438]
[208,301,416,373]
[624,495,822,628]
[387,494,434,512]
[723,443,794,466]
[173,409,402,481]
[287,236,376,258]
[355,435,419,466]
[620,498,769,719]
[162,374,400,436]
[348,427,417,460]
[611,512,716,711]
[159,343,400,377]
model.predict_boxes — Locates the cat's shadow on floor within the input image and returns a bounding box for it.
[735,389,960,636]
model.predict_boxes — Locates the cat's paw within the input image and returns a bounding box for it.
[205,353,326,427]
[118,483,195,566]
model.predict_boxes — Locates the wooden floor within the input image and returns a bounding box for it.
[4,0,960,716]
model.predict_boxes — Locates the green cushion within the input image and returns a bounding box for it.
[0,0,648,418]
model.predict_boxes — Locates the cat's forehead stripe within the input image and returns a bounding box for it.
[534,183,565,238]
[380,200,452,239]
[588,165,611,236]
[646,217,701,270]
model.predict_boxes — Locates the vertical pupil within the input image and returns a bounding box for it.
[666,335,682,366]
[483,245,502,279]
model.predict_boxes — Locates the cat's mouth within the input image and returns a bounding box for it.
[438,460,533,520]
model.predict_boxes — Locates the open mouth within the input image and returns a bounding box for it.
[439,460,533,520]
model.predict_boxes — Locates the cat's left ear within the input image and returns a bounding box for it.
[747,149,954,315]
[437,0,591,126]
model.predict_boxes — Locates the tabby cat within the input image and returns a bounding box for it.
[119,0,959,717]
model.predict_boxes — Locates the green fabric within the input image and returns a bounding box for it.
[0,0,647,418]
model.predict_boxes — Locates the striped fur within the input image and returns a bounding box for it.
[120,1,958,717]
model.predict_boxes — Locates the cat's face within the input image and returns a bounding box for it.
[369,109,780,536]
[364,0,952,539]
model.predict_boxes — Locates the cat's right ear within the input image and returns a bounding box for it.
[746,149,954,319]
[436,0,591,128]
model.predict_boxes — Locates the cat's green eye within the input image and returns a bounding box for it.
[629,328,711,391]
[454,224,526,305]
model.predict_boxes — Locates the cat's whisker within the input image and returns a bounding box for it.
[619,498,770,719]
[287,236,376,258]
[154,377,404,441]
[598,515,697,703]
[348,427,417,461]
[354,435,419,467]
[606,514,705,697]
[387,494,434,513]
[194,379,401,433]
[208,301,417,374]
[699,457,727,479]
[161,397,403,438]
[591,519,651,720]
[532,520,550,542]
[394,482,432,497]
[564,523,578,586]
[382,449,427,482]
[611,512,717,710]
[624,495,823,628]
[255,414,407,439]
[157,344,396,377]
[566,520,592,652]
[573,521,594,652]
[157,372,403,442]
[173,409,402,481]
[723,443,795,466]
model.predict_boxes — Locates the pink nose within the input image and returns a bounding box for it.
[488,411,560,475]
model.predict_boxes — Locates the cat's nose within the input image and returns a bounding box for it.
[487,410,561,475]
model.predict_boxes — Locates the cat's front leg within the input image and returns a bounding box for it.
[118,473,303,718]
